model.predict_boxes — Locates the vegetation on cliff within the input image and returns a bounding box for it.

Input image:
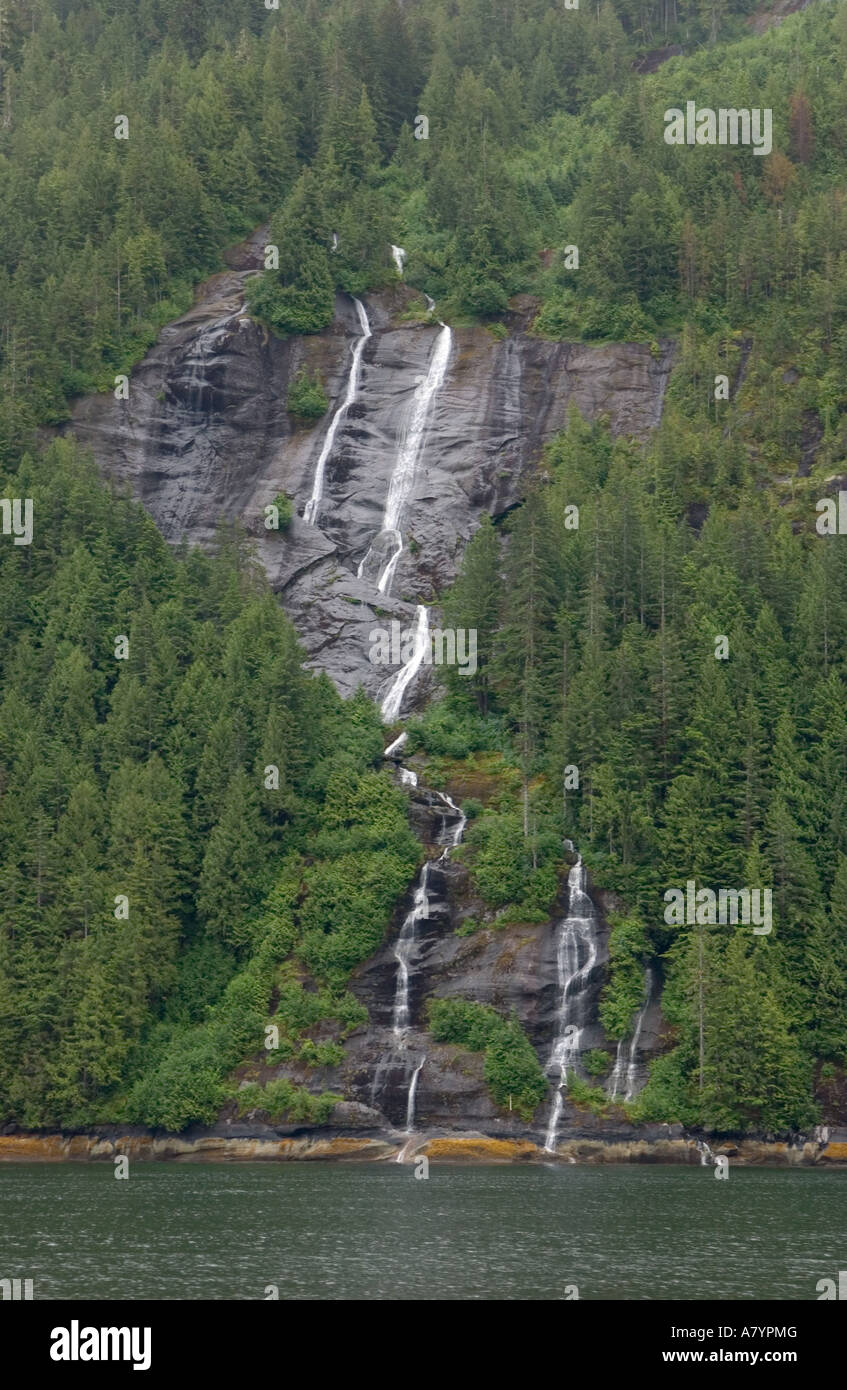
[2,0,846,1133]
[0,441,417,1128]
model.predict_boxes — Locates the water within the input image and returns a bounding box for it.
[388,789,465,1042]
[379,786,466,1132]
[543,854,604,1153]
[357,322,452,595]
[1,1163,842,1300]
[607,965,654,1103]
[404,1057,425,1132]
[303,296,371,526]
[391,864,433,1036]
[380,603,429,723]
[391,244,406,275]
[383,731,407,759]
[180,305,247,413]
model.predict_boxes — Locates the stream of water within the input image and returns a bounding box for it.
[303,295,371,526]
[607,965,654,1102]
[543,851,604,1153]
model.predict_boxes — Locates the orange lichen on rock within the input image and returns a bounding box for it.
[820,1142,847,1162]
[422,1137,539,1162]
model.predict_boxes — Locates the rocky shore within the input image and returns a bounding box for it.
[1,1123,844,1166]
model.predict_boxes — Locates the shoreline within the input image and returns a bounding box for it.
[1,1130,845,1166]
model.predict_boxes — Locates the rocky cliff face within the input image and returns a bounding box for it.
[64,234,677,1149]
[68,233,675,703]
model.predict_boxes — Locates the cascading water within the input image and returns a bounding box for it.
[356,320,452,595]
[391,244,407,275]
[380,604,430,724]
[303,296,371,527]
[375,758,467,1147]
[607,966,654,1103]
[542,850,603,1154]
[383,731,407,759]
[392,864,433,1037]
[390,789,466,1046]
[405,1057,425,1131]
[180,303,250,413]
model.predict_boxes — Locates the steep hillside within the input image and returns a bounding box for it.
[2,0,847,1159]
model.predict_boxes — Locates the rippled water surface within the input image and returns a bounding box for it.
[1,1162,844,1300]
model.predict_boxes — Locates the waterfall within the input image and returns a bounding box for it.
[697,1138,714,1166]
[303,296,371,527]
[380,604,430,724]
[607,965,654,1103]
[181,307,247,412]
[392,863,433,1036]
[391,244,407,275]
[384,730,418,784]
[389,794,465,1035]
[405,1056,426,1131]
[383,731,408,760]
[436,789,467,851]
[542,854,603,1154]
[380,782,466,1145]
[357,321,452,595]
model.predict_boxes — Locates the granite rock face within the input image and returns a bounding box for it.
[68,236,674,704]
[63,236,679,1142]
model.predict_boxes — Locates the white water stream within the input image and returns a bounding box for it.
[357,321,452,595]
[380,604,430,724]
[543,853,603,1154]
[303,296,371,526]
[607,966,654,1103]
[379,762,467,1146]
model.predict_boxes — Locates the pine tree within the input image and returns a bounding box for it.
[443,512,503,714]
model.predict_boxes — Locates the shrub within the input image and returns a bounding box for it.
[236,1078,341,1125]
[429,997,502,1051]
[565,1071,609,1114]
[298,1039,344,1067]
[583,1048,611,1079]
[269,492,293,531]
[484,1016,548,1120]
[286,369,329,420]
[428,998,546,1120]
[494,904,549,925]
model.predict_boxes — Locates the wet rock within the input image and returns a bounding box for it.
[65,264,674,701]
[327,1101,384,1130]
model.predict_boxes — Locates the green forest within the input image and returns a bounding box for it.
[2,0,847,1136]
